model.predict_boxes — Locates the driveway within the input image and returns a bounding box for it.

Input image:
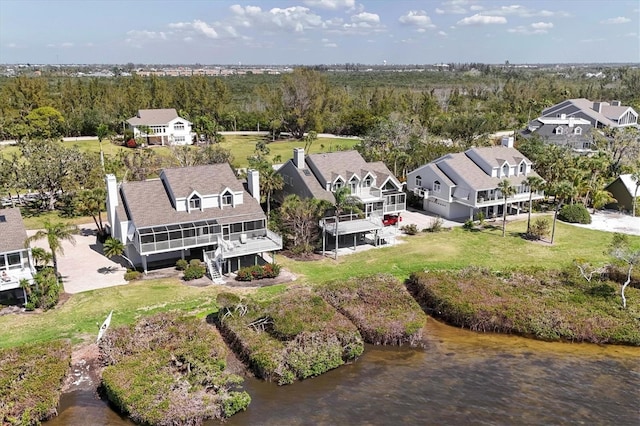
[26,223,127,294]
[400,208,464,230]
[569,210,640,236]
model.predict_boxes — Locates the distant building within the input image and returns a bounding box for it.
[521,115,595,153]
[126,109,193,146]
[540,99,638,129]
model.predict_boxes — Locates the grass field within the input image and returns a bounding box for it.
[1,217,637,349]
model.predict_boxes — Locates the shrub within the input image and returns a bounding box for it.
[22,267,61,311]
[124,269,142,281]
[475,211,486,226]
[125,138,137,148]
[175,259,188,271]
[183,261,206,281]
[528,217,550,240]
[558,203,591,224]
[401,223,419,235]
[463,219,475,229]
[235,264,281,281]
[423,216,443,233]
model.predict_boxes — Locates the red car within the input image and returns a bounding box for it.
[383,214,402,226]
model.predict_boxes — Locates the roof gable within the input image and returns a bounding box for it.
[161,164,244,199]
[0,208,28,253]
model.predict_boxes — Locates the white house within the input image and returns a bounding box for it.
[127,109,193,146]
[0,208,36,305]
[407,138,544,220]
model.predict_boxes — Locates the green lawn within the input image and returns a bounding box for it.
[2,217,636,349]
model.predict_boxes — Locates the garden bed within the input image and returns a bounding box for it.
[318,274,426,346]
[99,313,250,425]
[215,288,364,385]
[406,267,640,345]
[0,340,71,425]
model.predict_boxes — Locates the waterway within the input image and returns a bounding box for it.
[49,318,640,425]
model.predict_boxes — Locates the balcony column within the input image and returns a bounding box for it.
[141,255,148,275]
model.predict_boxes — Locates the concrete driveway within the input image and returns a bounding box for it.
[26,224,127,294]
[400,208,464,230]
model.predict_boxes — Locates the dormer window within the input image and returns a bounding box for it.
[416,175,422,187]
[189,194,201,210]
[333,178,344,191]
[221,191,233,207]
[574,127,582,135]
[349,176,359,193]
[502,164,509,177]
[363,175,373,187]
[555,126,563,135]
[433,180,441,192]
[519,163,525,175]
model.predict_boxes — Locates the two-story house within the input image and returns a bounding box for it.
[540,99,638,129]
[105,164,282,280]
[407,138,544,220]
[127,109,193,145]
[0,208,36,305]
[277,148,406,256]
[521,115,595,153]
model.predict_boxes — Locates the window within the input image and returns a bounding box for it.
[416,175,422,187]
[222,192,233,206]
[363,175,373,187]
[555,126,563,135]
[174,136,185,143]
[333,178,344,191]
[349,177,358,193]
[189,195,201,210]
[502,164,509,177]
[574,127,582,135]
[174,121,185,131]
[519,163,525,174]
[433,180,441,192]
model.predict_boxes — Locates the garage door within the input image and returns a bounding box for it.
[424,198,449,218]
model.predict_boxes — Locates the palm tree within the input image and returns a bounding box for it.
[30,247,52,269]
[332,186,362,259]
[103,237,136,270]
[550,180,575,244]
[523,175,545,234]
[591,189,616,214]
[74,188,107,237]
[497,179,515,237]
[25,220,78,279]
[260,167,284,221]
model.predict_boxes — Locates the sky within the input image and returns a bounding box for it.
[0,0,638,65]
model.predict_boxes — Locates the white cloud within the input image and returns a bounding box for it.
[229,5,324,33]
[303,0,355,10]
[323,42,338,47]
[125,30,169,47]
[192,20,219,38]
[61,42,74,48]
[624,32,638,37]
[531,22,553,30]
[508,21,553,35]
[438,30,448,36]
[470,5,483,11]
[352,12,380,24]
[483,5,567,18]
[600,17,631,24]
[7,43,17,48]
[435,0,470,15]
[399,10,436,30]
[457,14,507,26]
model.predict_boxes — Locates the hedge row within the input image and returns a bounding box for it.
[318,274,426,346]
[215,288,364,385]
[0,340,71,425]
[99,313,250,425]
[406,267,640,345]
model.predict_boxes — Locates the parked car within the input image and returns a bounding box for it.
[383,214,402,226]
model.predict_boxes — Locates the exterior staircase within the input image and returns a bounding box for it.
[204,247,225,284]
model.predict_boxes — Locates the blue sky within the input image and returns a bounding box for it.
[0,0,638,65]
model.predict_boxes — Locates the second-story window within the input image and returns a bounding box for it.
[555,126,563,135]
[416,175,422,187]
[502,164,509,177]
[519,163,525,174]
[333,179,344,191]
[363,176,373,187]
[174,121,185,131]
[433,180,441,192]
[349,177,358,193]
[189,195,201,210]
[222,192,233,206]
[574,127,582,135]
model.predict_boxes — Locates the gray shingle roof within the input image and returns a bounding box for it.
[127,109,184,126]
[542,99,637,127]
[0,208,28,252]
[119,167,265,228]
[306,151,400,187]
[161,164,244,198]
